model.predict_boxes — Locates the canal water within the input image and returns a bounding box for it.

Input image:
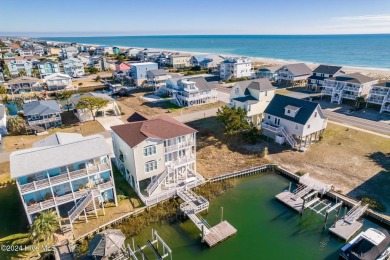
[131,174,385,260]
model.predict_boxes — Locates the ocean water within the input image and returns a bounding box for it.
[39,34,390,69]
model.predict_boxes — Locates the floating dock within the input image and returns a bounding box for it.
[329,219,363,241]
[178,189,237,247]
[275,190,305,213]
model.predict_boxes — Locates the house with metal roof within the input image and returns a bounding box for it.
[276,63,312,86]
[322,73,378,104]
[307,65,344,91]
[229,78,277,127]
[6,76,43,94]
[10,133,117,230]
[366,81,390,113]
[262,94,327,148]
[146,69,171,90]
[44,73,73,91]
[159,76,218,107]
[111,115,204,205]
[23,100,62,129]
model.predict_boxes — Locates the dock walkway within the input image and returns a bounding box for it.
[178,188,237,247]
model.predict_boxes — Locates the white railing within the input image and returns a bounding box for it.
[381,105,390,112]
[370,90,388,96]
[28,117,61,125]
[343,94,358,100]
[343,86,360,92]
[367,97,384,104]
[165,140,195,153]
[261,123,297,148]
[280,128,297,148]
[146,169,169,196]
[68,191,93,223]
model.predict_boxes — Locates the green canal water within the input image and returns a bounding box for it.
[131,174,384,260]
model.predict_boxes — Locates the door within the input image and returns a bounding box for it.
[274,117,280,126]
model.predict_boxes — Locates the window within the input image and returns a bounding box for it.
[314,112,317,118]
[268,115,271,119]
[235,88,239,95]
[143,145,156,156]
[145,160,157,173]
[287,109,290,114]
[308,124,311,129]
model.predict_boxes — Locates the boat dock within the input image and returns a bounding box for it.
[329,202,367,240]
[177,189,237,247]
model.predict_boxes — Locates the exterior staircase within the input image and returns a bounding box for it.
[280,127,298,148]
[145,168,169,196]
[331,85,344,104]
[68,191,93,224]
[344,201,368,224]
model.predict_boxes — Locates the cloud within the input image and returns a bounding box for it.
[332,14,390,21]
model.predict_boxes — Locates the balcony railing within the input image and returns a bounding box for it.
[28,117,61,126]
[367,98,384,104]
[164,139,195,153]
[370,90,389,96]
[20,163,111,194]
[26,178,114,214]
[343,86,361,92]
[343,94,358,100]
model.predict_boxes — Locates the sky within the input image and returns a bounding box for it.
[1,0,390,36]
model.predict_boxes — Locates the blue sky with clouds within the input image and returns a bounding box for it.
[1,0,390,36]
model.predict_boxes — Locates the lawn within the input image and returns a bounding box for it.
[3,118,105,152]
[72,166,143,239]
[117,90,225,120]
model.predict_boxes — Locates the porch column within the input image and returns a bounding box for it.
[84,209,88,223]
[92,198,98,219]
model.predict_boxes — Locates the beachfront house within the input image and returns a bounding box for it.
[219,57,252,80]
[146,69,171,91]
[70,92,121,122]
[166,53,191,68]
[33,45,45,56]
[10,133,117,230]
[276,63,312,86]
[129,62,158,86]
[321,73,378,104]
[190,54,224,69]
[111,115,203,204]
[229,78,276,127]
[23,100,62,129]
[262,94,327,148]
[62,58,85,78]
[96,46,114,55]
[190,55,208,67]
[367,81,390,113]
[125,48,141,57]
[137,49,162,62]
[44,73,73,91]
[48,47,62,56]
[307,65,344,91]
[256,66,281,81]
[7,59,33,77]
[158,76,218,107]
[6,76,43,94]
[37,60,60,78]
[0,104,7,137]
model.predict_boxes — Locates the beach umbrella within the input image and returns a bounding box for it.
[88,229,126,258]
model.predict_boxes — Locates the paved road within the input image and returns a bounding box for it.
[323,110,390,135]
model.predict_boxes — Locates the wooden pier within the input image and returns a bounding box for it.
[275,190,305,213]
[329,219,363,241]
[177,188,237,247]
[204,221,237,247]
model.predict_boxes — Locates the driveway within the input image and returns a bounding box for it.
[96,116,125,131]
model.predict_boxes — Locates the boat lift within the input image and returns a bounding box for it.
[127,229,172,260]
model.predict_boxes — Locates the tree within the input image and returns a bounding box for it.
[18,70,27,77]
[0,85,6,100]
[355,96,366,109]
[76,96,109,121]
[32,69,40,78]
[30,210,59,244]
[242,126,261,144]
[95,75,101,82]
[56,90,73,111]
[216,106,251,136]
[7,115,26,133]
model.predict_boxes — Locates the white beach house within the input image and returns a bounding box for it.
[229,78,276,127]
[219,57,252,80]
[366,81,390,113]
[262,94,327,148]
[321,73,378,104]
[111,115,204,205]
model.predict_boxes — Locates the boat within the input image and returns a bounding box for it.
[340,228,390,260]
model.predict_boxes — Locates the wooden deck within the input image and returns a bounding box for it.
[204,221,237,247]
[329,219,363,241]
[275,190,304,213]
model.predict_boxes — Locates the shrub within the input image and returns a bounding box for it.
[358,195,386,212]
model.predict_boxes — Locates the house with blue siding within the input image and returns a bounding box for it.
[10,133,117,231]
[23,100,62,129]
[37,60,60,78]
[129,62,158,86]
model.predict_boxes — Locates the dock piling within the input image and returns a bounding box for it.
[220,207,224,223]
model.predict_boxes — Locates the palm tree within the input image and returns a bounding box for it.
[7,115,26,133]
[30,210,60,244]
[56,90,73,111]
[18,70,27,77]
[355,96,366,109]
[0,85,6,101]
